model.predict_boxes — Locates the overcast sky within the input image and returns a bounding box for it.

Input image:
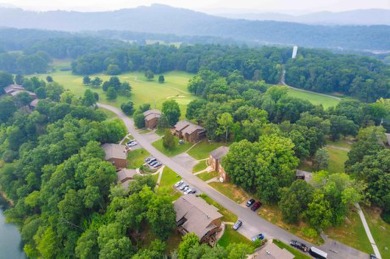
[1,0,389,13]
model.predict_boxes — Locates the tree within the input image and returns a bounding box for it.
[91,77,102,88]
[147,195,176,239]
[162,100,181,126]
[15,74,24,85]
[158,75,165,83]
[83,76,91,85]
[349,149,390,211]
[216,112,233,142]
[121,101,134,115]
[106,64,121,75]
[304,191,332,232]
[279,180,314,223]
[82,89,97,107]
[106,87,117,100]
[145,70,154,81]
[329,115,358,141]
[0,96,17,123]
[157,114,170,130]
[314,148,329,171]
[162,129,175,150]
[133,111,145,128]
[178,233,199,259]
[226,243,254,259]
[138,103,151,112]
[46,76,53,83]
[0,71,13,92]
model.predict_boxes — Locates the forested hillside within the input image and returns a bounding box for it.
[0,5,389,51]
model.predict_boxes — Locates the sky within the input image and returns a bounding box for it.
[1,0,389,13]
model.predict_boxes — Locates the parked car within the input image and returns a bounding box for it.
[152,162,162,168]
[251,201,262,211]
[127,141,137,147]
[149,161,159,167]
[251,233,265,242]
[180,184,188,191]
[183,185,190,192]
[185,188,193,194]
[146,157,157,164]
[370,254,377,259]
[290,240,309,252]
[148,159,158,165]
[189,189,197,194]
[233,220,243,230]
[246,199,255,207]
[145,156,153,163]
[175,180,184,187]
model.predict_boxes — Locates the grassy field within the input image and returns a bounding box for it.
[152,136,193,157]
[273,239,311,259]
[127,149,150,169]
[187,140,226,160]
[259,204,324,245]
[38,67,196,116]
[324,146,349,173]
[192,160,208,173]
[199,194,237,223]
[326,209,373,254]
[287,87,340,109]
[156,167,182,201]
[218,225,254,248]
[209,182,250,204]
[197,171,218,181]
[363,207,390,259]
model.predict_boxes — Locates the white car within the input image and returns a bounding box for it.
[175,180,184,187]
[127,141,137,147]
[185,188,193,194]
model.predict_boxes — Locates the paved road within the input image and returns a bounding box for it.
[99,103,367,259]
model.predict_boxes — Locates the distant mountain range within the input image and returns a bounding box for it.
[213,9,390,26]
[0,4,389,52]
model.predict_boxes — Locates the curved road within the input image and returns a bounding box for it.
[99,103,367,259]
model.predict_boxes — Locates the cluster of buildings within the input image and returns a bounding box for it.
[3,84,39,108]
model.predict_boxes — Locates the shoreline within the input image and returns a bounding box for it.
[0,190,14,207]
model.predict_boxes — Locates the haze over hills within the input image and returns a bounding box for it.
[0,4,389,52]
[212,9,390,25]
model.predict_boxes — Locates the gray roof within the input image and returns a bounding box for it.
[385,133,390,145]
[210,146,229,160]
[30,99,39,107]
[254,242,294,259]
[117,168,138,182]
[4,84,25,94]
[144,109,161,121]
[174,120,190,131]
[102,143,127,160]
[182,123,205,135]
[174,195,222,239]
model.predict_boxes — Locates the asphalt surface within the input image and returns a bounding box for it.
[99,103,368,259]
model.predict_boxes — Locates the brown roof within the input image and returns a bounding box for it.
[174,120,191,131]
[210,146,229,160]
[253,242,294,259]
[174,195,222,239]
[102,143,127,160]
[182,123,205,135]
[143,109,161,121]
[117,168,138,182]
[4,84,25,94]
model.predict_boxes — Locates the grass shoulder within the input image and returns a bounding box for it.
[209,182,249,204]
[218,225,255,248]
[197,171,218,181]
[187,140,227,160]
[192,160,208,173]
[152,136,193,157]
[127,149,150,169]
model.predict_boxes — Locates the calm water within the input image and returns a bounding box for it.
[0,196,26,259]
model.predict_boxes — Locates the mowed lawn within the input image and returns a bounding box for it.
[324,146,349,173]
[287,87,340,109]
[37,66,196,117]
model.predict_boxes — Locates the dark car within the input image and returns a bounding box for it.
[251,201,262,211]
[246,199,255,207]
[233,220,243,230]
[370,254,377,259]
[251,233,265,242]
[290,240,309,252]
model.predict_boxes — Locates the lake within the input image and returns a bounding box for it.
[0,196,26,259]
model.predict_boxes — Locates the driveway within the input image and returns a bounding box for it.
[172,153,198,169]
[98,103,368,259]
[139,130,161,143]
